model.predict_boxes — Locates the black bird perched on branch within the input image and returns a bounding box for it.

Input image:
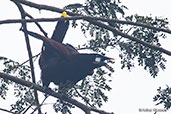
[24,30,114,89]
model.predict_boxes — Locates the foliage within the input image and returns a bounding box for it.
[65,0,170,111]
[11,89,35,113]
[153,86,171,110]
[0,0,170,113]
[65,1,168,77]
[119,15,168,77]
[53,99,74,114]
[0,56,34,113]
[79,68,112,107]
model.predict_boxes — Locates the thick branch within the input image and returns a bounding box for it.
[88,19,171,56]
[11,1,42,114]
[10,0,171,34]
[10,0,171,56]
[0,72,114,114]
[1,16,171,35]
[0,17,73,24]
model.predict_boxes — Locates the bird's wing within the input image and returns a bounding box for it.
[24,30,71,57]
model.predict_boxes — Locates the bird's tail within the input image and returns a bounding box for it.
[22,30,70,57]
[22,30,49,42]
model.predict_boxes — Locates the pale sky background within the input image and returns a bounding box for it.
[0,0,171,114]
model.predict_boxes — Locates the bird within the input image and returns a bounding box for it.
[24,30,114,89]
[41,53,114,88]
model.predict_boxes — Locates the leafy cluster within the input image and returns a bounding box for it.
[0,57,31,80]
[79,68,112,107]
[53,99,74,114]
[153,86,171,110]
[0,56,34,113]
[11,89,35,113]
[119,15,168,77]
[65,0,168,78]
[65,0,126,51]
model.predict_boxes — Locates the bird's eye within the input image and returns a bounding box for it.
[95,57,101,63]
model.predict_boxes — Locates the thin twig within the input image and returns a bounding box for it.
[30,95,48,114]
[25,12,48,37]
[73,86,93,107]
[21,100,35,114]
[20,52,41,66]
[0,108,13,114]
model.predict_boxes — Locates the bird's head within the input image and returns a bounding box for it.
[93,54,114,71]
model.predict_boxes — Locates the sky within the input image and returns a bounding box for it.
[0,0,171,114]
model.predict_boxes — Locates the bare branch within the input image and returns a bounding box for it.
[0,72,114,114]
[20,52,41,66]
[2,18,171,57]
[0,17,82,24]
[1,16,171,35]
[25,12,48,37]
[11,1,42,114]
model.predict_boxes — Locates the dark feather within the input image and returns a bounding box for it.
[51,17,69,43]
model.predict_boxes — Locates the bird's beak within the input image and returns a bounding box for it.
[105,63,114,72]
[108,57,115,60]
[104,57,114,72]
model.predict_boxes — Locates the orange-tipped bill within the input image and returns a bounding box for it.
[109,57,115,60]
[105,63,114,72]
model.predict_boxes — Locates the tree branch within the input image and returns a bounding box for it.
[11,1,42,114]
[20,52,41,66]
[9,0,171,56]
[25,12,48,37]
[0,72,114,114]
[0,108,13,114]
[9,0,171,35]
[1,16,171,35]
